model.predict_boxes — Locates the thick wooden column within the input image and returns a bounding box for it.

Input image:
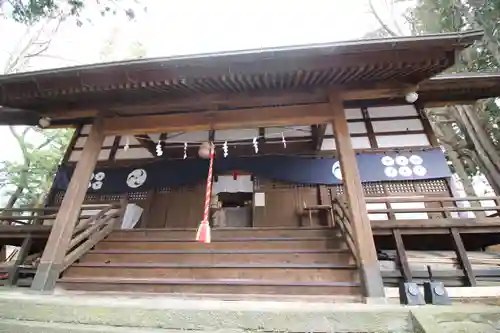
[329,94,385,301]
[31,115,105,291]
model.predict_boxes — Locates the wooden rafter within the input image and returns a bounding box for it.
[103,104,332,135]
[159,133,167,148]
[134,134,157,156]
[108,136,122,160]
[312,124,328,151]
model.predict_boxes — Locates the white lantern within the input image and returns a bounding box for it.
[38,117,51,128]
[198,142,213,159]
[405,91,419,103]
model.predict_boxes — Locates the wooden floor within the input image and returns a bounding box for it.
[58,227,361,296]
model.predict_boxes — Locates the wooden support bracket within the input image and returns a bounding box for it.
[450,227,477,287]
[392,229,412,282]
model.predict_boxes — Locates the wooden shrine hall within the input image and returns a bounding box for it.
[1,29,500,303]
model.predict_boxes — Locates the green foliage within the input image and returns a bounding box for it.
[402,0,500,181]
[1,0,145,26]
[0,127,73,208]
[407,0,500,71]
[410,0,465,33]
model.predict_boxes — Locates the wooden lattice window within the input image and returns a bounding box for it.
[127,192,148,201]
[416,179,448,193]
[363,182,385,196]
[385,181,416,195]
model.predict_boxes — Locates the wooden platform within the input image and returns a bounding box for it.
[58,227,361,296]
[0,225,50,252]
[372,218,500,250]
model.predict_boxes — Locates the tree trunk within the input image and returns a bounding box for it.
[445,145,485,217]
[465,149,500,196]
[461,105,500,174]
[456,106,500,194]
[4,186,23,210]
[448,148,477,195]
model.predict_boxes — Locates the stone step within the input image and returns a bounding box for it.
[0,319,180,333]
[3,290,493,332]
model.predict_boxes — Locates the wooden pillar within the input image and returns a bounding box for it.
[415,104,439,147]
[31,115,105,291]
[329,93,385,301]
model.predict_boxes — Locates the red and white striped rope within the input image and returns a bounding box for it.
[202,149,215,222]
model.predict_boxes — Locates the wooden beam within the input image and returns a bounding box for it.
[45,109,98,120]
[422,100,477,108]
[415,105,439,147]
[450,227,476,287]
[0,108,40,126]
[84,141,316,163]
[329,93,385,301]
[361,107,378,148]
[37,85,420,124]
[258,128,266,143]
[108,86,413,116]
[392,229,412,282]
[7,235,32,286]
[108,136,122,161]
[60,125,82,164]
[103,104,333,135]
[312,124,328,151]
[31,115,105,291]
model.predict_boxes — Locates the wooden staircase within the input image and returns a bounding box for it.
[58,227,361,297]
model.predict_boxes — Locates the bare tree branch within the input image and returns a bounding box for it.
[369,0,399,37]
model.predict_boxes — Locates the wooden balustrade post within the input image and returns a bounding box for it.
[7,235,32,286]
[329,93,386,302]
[116,197,128,229]
[392,229,412,282]
[31,115,105,291]
[450,227,476,286]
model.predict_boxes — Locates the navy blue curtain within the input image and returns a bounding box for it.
[54,148,451,194]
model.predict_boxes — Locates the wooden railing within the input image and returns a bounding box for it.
[327,195,500,288]
[365,196,500,220]
[0,200,127,287]
[62,199,127,271]
[329,189,358,265]
[0,207,58,226]
[0,204,123,226]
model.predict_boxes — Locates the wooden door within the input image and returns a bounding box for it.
[146,191,170,228]
[255,188,299,227]
[165,185,205,229]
